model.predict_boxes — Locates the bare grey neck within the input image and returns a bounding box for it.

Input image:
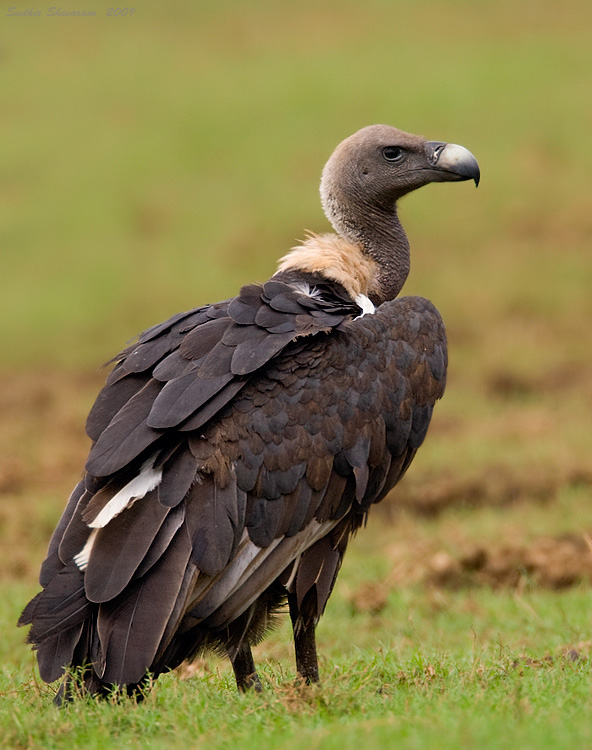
[321,187,410,305]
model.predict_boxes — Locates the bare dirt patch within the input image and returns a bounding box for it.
[383,465,592,519]
[3,370,591,592]
[0,370,103,496]
[347,531,592,614]
[0,370,103,582]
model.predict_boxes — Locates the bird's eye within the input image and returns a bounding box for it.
[382,146,404,163]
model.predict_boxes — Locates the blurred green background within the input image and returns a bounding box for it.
[2,0,590,369]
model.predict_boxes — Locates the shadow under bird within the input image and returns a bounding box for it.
[20,125,479,700]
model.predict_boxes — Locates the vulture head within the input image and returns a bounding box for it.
[315,124,480,304]
[321,124,479,221]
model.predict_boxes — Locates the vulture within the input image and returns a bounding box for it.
[20,125,479,700]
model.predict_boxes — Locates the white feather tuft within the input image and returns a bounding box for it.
[291,282,323,301]
[354,294,376,317]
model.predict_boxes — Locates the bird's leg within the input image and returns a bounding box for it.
[288,591,319,684]
[228,643,262,692]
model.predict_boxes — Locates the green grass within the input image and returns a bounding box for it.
[4,570,592,749]
[3,0,592,747]
[5,656,592,750]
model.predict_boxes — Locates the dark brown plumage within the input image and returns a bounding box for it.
[20,125,479,700]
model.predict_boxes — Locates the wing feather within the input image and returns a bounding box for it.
[185,476,245,577]
[157,447,198,507]
[85,489,170,603]
[133,503,186,580]
[38,480,86,586]
[85,379,163,477]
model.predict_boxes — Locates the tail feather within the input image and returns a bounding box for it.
[96,525,192,685]
[36,623,85,683]
[27,562,91,644]
[151,559,199,671]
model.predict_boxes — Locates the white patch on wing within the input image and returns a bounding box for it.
[89,457,163,529]
[74,529,98,571]
[186,519,339,625]
[186,532,282,616]
[354,293,376,317]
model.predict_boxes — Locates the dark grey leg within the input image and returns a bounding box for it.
[228,643,262,692]
[288,591,319,684]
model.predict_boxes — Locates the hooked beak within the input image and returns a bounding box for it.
[425,141,480,186]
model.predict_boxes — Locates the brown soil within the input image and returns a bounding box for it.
[346,531,592,615]
[422,532,592,590]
